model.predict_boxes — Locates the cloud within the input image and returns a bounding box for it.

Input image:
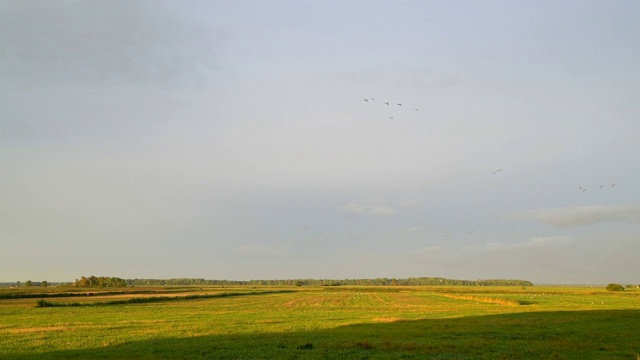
[401,226,423,234]
[232,244,291,258]
[512,205,640,227]
[398,199,420,207]
[473,236,575,253]
[411,245,443,254]
[340,203,396,216]
[391,226,423,237]
[0,1,223,88]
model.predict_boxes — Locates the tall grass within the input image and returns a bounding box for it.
[33,290,292,307]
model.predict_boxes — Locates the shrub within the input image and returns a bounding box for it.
[606,283,625,292]
[35,299,54,307]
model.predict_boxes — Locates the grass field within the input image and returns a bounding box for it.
[1,285,639,359]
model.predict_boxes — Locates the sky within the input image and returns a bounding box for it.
[1,0,639,284]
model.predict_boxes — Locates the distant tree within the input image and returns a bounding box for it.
[16,281,21,287]
[35,299,54,308]
[294,281,303,287]
[25,280,33,287]
[73,276,126,288]
[606,283,625,292]
[41,281,48,288]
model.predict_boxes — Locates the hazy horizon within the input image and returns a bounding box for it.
[2,1,639,284]
[0,278,617,286]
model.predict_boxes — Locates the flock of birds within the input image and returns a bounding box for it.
[362,96,619,188]
[362,97,420,120]
[579,184,615,192]
[307,95,623,243]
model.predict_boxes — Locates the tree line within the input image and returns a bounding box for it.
[12,280,49,287]
[125,277,534,287]
[73,276,127,288]
[7,278,639,289]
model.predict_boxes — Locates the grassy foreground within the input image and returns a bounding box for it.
[0,285,639,359]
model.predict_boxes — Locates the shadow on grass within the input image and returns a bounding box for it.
[8,309,640,359]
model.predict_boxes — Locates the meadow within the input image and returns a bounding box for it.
[0,285,639,359]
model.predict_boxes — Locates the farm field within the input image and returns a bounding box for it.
[1,285,639,359]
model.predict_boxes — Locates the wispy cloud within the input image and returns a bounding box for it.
[512,205,640,227]
[391,226,423,237]
[398,199,420,207]
[402,226,423,233]
[473,236,575,253]
[340,203,396,216]
[232,244,291,257]
[412,245,443,254]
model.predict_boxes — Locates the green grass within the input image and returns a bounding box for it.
[1,285,639,359]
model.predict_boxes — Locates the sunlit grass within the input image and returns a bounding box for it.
[1,285,639,359]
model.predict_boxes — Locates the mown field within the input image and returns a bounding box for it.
[1,285,639,359]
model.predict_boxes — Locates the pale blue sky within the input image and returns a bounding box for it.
[1,0,639,284]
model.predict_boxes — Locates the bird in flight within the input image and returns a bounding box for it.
[611,183,616,187]
[384,102,389,105]
[397,103,402,106]
[363,99,369,102]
